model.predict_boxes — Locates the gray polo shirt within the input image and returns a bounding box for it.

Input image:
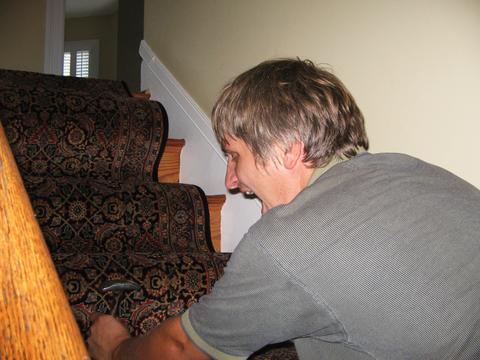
[181,152,480,359]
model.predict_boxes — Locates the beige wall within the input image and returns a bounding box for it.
[0,0,46,72]
[65,14,118,80]
[145,0,480,188]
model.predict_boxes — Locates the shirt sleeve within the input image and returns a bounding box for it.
[180,231,344,359]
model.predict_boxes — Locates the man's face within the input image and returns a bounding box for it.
[223,137,283,213]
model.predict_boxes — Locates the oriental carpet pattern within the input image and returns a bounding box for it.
[0,68,298,359]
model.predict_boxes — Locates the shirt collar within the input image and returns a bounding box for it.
[307,148,366,186]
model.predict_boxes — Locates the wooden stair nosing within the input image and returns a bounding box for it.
[206,195,226,253]
[132,90,151,100]
[157,139,185,183]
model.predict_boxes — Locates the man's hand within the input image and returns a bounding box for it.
[87,313,210,360]
[87,313,131,360]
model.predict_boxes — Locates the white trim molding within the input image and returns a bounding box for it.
[139,40,261,252]
[44,0,65,75]
[139,40,224,163]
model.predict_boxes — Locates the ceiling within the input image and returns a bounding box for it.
[65,0,118,18]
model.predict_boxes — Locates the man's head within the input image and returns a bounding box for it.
[212,58,369,168]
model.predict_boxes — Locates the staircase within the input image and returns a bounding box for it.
[0,72,297,360]
[133,91,225,253]
[157,137,225,252]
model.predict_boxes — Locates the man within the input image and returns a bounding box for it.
[88,59,480,359]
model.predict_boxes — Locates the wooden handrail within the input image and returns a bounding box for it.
[0,123,88,358]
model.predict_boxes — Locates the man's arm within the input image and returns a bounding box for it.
[88,314,210,360]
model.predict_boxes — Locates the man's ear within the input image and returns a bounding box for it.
[283,141,305,170]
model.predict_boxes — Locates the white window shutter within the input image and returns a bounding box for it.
[63,40,99,78]
[63,52,71,76]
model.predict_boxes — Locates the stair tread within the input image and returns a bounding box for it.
[158,139,225,251]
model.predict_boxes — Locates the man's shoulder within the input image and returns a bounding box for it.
[319,151,478,196]
[324,152,440,178]
[242,151,479,267]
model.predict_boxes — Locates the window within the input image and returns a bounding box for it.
[63,52,71,76]
[63,40,99,78]
[75,50,90,77]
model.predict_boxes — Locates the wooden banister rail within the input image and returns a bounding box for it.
[0,123,88,358]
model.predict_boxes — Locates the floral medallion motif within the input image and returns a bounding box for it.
[102,196,125,222]
[32,199,52,224]
[67,127,86,146]
[69,200,88,222]
[145,268,169,297]
[61,271,88,302]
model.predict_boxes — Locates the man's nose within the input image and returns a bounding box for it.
[225,160,238,190]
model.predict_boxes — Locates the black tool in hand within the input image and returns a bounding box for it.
[99,279,141,316]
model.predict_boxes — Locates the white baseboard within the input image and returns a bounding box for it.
[139,40,260,252]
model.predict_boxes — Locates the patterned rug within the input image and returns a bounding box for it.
[0,69,298,359]
[0,68,130,97]
[30,178,214,254]
[54,251,297,359]
[0,71,167,183]
[53,252,230,337]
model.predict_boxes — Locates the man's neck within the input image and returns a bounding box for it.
[261,165,314,214]
[307,150,366,186]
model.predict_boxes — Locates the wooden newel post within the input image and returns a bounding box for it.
[0,123,89,359]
